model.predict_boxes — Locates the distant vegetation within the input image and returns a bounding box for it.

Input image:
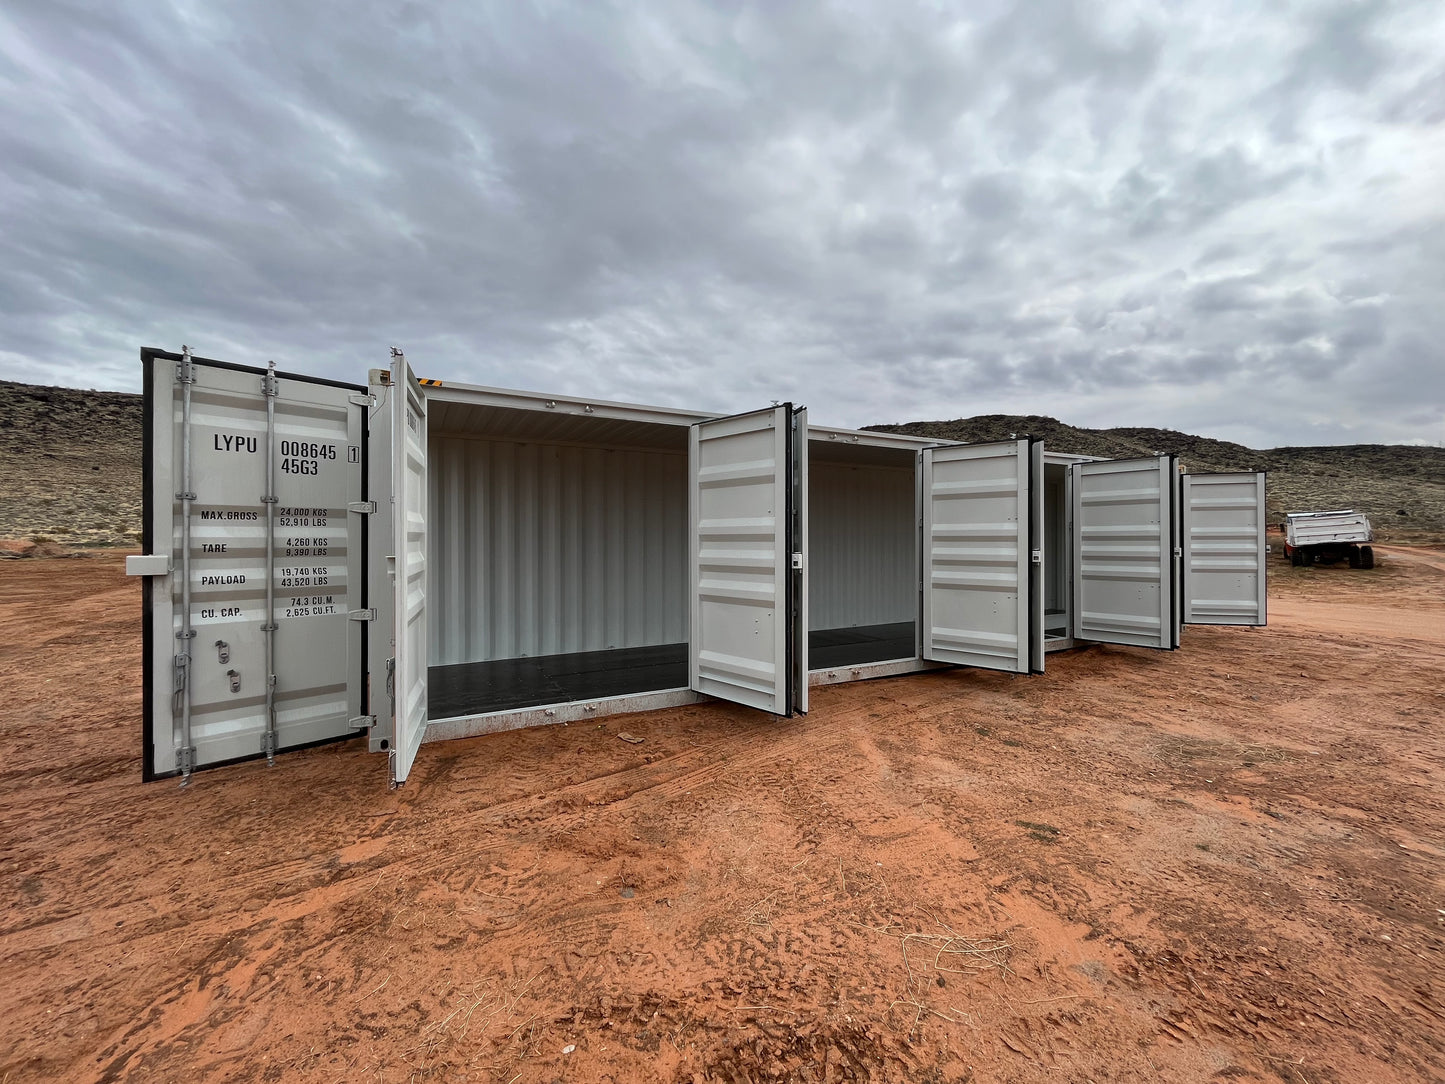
[1,381,142,547]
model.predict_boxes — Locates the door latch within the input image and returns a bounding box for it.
[226,669,241,693]
[1030,549,1042,565]
[215,639,230,664]
[790,552,804,571]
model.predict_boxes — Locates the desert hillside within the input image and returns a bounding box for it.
[868,414,1445,542]
[1,381,1441,545]
[0,380,143,548]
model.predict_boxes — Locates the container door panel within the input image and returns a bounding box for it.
[1028,440,1045,673]
[136,349,366,781]
[390,356,429,786]
[921,440,1031,673]
[789,407,809,714]
[1071,457,1176,649]
[1182,472,1267,625]
[689,405,798,715]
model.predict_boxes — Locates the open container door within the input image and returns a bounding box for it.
[1181,472,1267,626]
[1071,456,1178,649]
[789,407,809,714]
[921,440,1033,673]
[1028,440,1046,673]
[689,405,804,715]
[131,347,368,782]
[389,353,429,786]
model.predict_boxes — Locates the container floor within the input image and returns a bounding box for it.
[426,623,918,719]
[808,621,916,670]
[428,643,688,720]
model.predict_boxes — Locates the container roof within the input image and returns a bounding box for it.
[422,377,952,455]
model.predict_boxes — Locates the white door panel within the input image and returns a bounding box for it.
[921,440,1031,673]
[1182,472,1267,625]
[790,407,809,714]
[689,406,798,715]
[1028,440,1045,673]
[137,348,365,781]
[1072,457,1176,649]
[390,355,429,785]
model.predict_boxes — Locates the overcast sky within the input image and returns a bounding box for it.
[2,1,1442,447]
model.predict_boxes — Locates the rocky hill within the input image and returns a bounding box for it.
[867,414,1445,541]
[0,380,143,548]
[1,381,1440,546]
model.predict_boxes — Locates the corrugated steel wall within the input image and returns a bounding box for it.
[428,436,688,665]
[809,461,916,630]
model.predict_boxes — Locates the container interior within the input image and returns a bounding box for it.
[807,439,918,669]
[1043,462,1070,639]
[425,401,690,720]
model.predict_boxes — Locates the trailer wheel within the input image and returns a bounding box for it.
[1360,545,1375,570]
[1348,548,1361,569]
[1291,549,1306,567]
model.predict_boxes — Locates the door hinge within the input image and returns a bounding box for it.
[1173,547,1183,558]
[349,500,378,514]
[349,714,376,729]
[349,392,374,407]
[349,608,377,622]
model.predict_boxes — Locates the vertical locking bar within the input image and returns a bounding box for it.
[176,346,197,784]
[261,361,280,764]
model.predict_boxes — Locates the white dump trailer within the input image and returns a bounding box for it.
[1282,510,1374,568]
[127,346,1270,788]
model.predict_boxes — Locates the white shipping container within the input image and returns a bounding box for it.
[130,347,1269,787]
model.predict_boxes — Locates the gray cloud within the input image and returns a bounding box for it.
[1,0,1443,447]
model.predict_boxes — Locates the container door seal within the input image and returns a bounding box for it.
[1181,472,1267,626]
[1071,456,1177,649]
[389,352,430,786]
[689,405,796,715]
[136,347,367,782]
[921,440,1032,673]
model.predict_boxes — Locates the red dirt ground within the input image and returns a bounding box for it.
[1,548,1441,1083]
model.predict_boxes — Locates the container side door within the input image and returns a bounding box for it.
[390,356,429,785]
[1182,472,1267,625]
[689,405,795,715]
[790,406,809,714]
[1071,456,1175,649]
[1028,440,1046,673]
[136,348,366,780]
[921,440,1031,673]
